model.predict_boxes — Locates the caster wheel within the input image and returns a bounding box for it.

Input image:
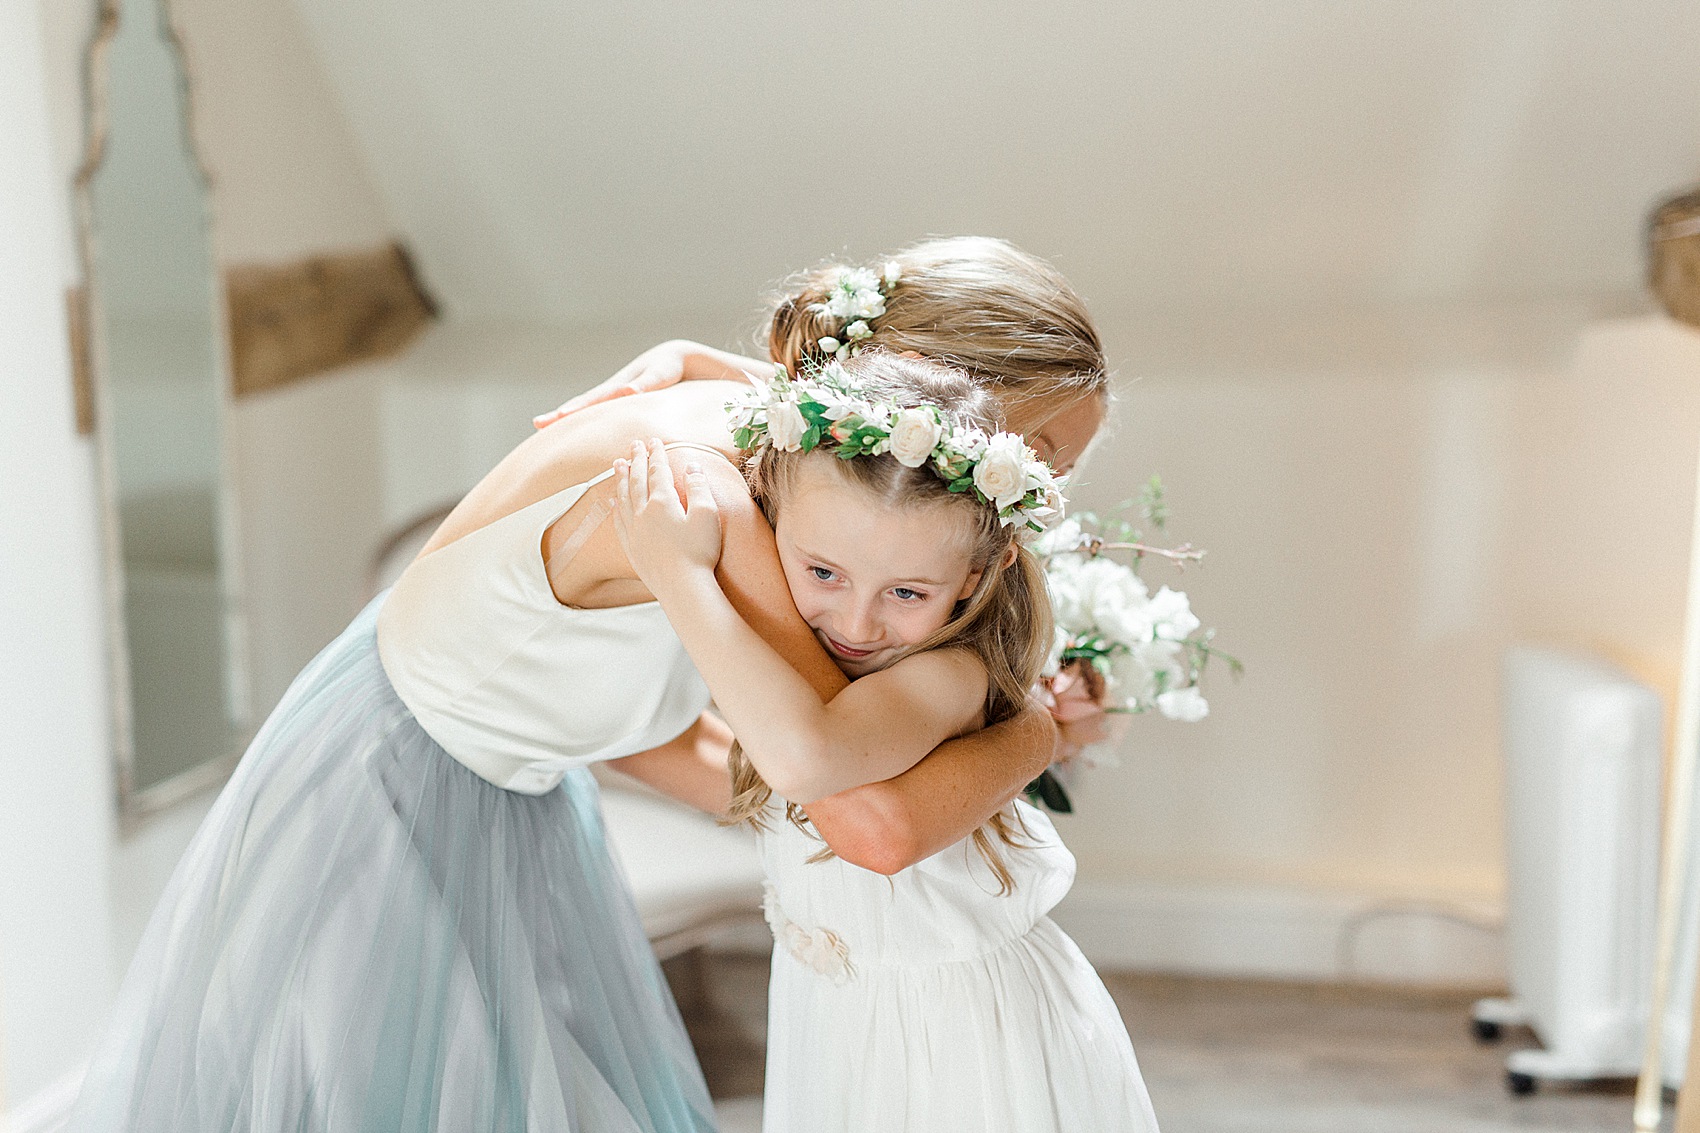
[1472,1018,1502,1043]
[1507,1071,1536,1096]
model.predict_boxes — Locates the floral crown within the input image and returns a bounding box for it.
[810,262,901,360]
[726,360,1066,534]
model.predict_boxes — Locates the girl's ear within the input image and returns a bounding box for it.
[1000,544,1019,570]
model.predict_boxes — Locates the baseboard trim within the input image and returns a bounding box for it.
[1051,880,1506,988]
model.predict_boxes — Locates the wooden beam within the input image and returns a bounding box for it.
[224,240,437,397]
[1652,188,1700,331]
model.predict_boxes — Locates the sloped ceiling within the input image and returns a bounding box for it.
[289,0,1700,326]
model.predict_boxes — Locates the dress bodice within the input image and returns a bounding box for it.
[376,452,714,794]
[759,799,1075,978]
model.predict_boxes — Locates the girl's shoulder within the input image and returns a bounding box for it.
[871,646,992,730]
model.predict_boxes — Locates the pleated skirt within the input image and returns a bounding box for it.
[66,598,716,1133]
[762,917,1159,1133]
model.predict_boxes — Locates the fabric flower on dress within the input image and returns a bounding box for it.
[763,884,853,985]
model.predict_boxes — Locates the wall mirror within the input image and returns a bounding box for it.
[80,0,248,822]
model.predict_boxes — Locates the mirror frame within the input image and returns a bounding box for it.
[72,0,252,830]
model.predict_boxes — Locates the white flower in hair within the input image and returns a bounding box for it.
[726,363,1064,534]
[844,320,873,342]
[883,260,903,286]
[820,267,886,322]
[813,387,864,423]
[974,432,1031,511]
[888,407,944,468]
[766,397,808,452]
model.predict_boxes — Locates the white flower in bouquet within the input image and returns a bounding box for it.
[1027,479,1235,812]
[1106,647,1159,711]
[1036,493,1230,723]
[1156,686,1209,722]
[1133,635,1184,673]
[1090,567,1154,644]
[1147,585,1201,641]
[1031,516,1085,558]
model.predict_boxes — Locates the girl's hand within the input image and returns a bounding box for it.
[612,440,723,595]
[533,340,768,429]
[1039,660,1125,765]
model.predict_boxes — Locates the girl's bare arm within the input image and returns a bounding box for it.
[534,341,770,429]
[615,443,985,802]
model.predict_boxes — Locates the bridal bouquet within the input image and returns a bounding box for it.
[1026,478,1236,812]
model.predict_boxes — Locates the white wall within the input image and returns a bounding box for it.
[0,1,120,1108]
[1,0,405,1112]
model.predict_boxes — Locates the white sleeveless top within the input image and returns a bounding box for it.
[375,447,717,794]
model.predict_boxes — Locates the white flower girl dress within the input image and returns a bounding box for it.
[758,798,1161,1132]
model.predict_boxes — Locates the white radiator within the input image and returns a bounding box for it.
[1472,646,1662,1092]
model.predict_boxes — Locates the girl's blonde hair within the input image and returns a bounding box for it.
[726,352,1054,892]
[765,236,1109,440]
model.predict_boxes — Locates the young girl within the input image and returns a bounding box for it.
[598,236,1118,861]
[614,352,1160,1133]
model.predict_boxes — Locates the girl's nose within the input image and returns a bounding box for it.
[843,597,879,644]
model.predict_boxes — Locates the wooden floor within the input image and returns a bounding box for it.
[665,950,1656,1133]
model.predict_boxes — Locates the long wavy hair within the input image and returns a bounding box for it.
[724,352,1054,893]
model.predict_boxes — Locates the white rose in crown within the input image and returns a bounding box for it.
[973,433,1031,509]
[888,408,944,468]
[766,398,808,452]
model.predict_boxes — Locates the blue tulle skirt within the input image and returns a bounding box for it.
[66,598,716,1132]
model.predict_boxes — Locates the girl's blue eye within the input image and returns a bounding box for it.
[891,587,923,602]
[810,566,835,582]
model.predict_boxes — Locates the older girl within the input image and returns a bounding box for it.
[67,237,1110,1132]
